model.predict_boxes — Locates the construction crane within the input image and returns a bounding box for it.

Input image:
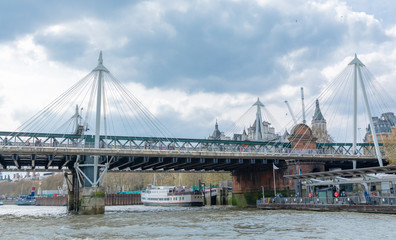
[284,100,297,125]
[301,87,306,124]
[284,87,306,125]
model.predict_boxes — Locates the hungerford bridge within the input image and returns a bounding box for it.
[0,53,387,214]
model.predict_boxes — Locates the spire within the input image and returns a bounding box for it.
[252,97,264,107]
[210,119,221,140]
[312,99,325,121]
[348,53,365,66]
[98,51,103,64]
[93,50,109,72]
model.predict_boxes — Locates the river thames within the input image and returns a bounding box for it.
[0,205,395,239]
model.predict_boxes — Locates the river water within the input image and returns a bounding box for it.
[0,205,395,239]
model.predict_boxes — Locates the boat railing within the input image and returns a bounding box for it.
[168,191,202,196]
[259,196,396,206]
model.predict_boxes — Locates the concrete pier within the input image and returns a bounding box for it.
[66,168,106,214]
[79,187,105,215]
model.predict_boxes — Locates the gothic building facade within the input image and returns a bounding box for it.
[311,99,330,143]
[208,120,230,140]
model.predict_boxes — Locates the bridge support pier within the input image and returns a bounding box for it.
[75,155,106,215]
[66,170,105,214]
[232,161,325,206]
[79,187,105,215]
[232,167,279,206]
[66,170,79,213]
[66,155,108,215]
[67,181,105,214]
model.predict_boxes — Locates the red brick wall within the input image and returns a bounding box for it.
[232,162,324,193]
[288,124,317,149]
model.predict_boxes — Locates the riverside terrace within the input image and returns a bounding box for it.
[0,131,382,172]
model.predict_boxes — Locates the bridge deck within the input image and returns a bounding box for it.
[0,146,380,172]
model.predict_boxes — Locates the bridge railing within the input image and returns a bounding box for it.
[0,132,379,157]
[0,143,378,158]
[259,196,396,206]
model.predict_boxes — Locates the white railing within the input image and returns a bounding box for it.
[0,138,377,157]
[258,195,396,206]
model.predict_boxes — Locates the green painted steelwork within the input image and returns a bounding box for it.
[0,131,288,146]
[0,131,380,149]
[0,131,384,172]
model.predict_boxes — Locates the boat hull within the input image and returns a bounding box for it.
[15,199,36,206]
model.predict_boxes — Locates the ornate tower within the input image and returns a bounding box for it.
[209,120,222,140]
[311,99,329,143]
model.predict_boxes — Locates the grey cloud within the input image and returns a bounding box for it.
[2,1,395,139]
[24,1,391,97]
[35,35,90,63]
[0,1,128,41]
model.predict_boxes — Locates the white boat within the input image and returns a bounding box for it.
[141,185,204,206]
[0,201,3,206]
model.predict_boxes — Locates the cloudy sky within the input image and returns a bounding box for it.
[0,0,395,140]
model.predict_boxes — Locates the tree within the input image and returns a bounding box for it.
[384,140,396,165]
[0,171,232,196]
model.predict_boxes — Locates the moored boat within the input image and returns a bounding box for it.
[16,187,36,206]
[15,195,36,206]
[141,185,203,206]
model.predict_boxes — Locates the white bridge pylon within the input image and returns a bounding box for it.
[1,53,387,174]
[75,51,110,188]
[348,54,383,167]
[253,98,265,141]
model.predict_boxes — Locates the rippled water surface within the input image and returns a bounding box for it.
[0,205,395,239]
